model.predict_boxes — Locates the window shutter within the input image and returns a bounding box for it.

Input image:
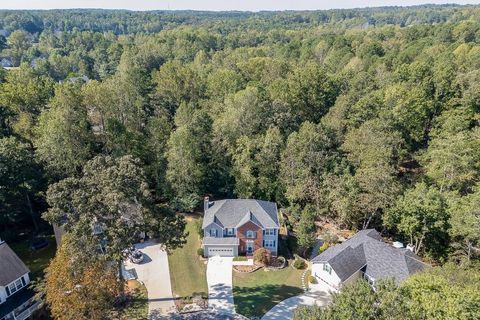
[21,276,26,286]
[6,286,10,296]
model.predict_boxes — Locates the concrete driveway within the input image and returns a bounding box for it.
[261,286,331,320]
[207,256,235,315]
[124,241,176,318]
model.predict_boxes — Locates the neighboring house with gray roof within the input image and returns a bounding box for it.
[311,229,428,291]
[201,198,279,257]
[0,240,40,320]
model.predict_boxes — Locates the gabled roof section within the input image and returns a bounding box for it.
[0,242,30,286]
[328,244,366,281]
[202,199,279,229]
[312,229,428,284]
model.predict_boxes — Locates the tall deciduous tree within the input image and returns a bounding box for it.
[280,122,338,212]
[340,119,403,229]
[44,155,187,278]
[166,103,212,211]
[34,83,94,178]
[448,187,480,262]
[384,182,449,257]
[0,136,43,236]
[0,65,54,140]
[45,236,121,320]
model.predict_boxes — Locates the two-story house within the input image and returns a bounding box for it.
[201,198,280,257]
[0,240,40,320]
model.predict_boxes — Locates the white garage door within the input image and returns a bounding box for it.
[207,247,234,257]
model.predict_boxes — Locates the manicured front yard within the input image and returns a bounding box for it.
[168,217,208,299]
[10,235,57,280]
[233,263,304,318]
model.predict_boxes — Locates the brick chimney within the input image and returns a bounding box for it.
[204,196,210,213]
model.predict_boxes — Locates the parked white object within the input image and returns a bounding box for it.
[392,241,404,249]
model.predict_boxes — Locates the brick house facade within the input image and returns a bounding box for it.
[237,221,263,255]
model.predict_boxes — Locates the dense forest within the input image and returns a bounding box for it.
[0,4,479,318]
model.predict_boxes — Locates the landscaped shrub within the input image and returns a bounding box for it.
[197,248,204,256]
[253,248,272,266]
[322,231,339,245]
[293,259,306,269]
[194,218,204,238]
[319,242,330,254]
[308,275,317,284]
[233,256,248,261]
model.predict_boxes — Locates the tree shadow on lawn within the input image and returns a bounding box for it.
[234,284,303,318]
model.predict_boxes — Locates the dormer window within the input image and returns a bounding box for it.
[246,230,255,238]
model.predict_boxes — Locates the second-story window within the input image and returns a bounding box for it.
[210,229,217,237]
[246,230,255,238]
[227,228,234,236]
[265,229,275,236]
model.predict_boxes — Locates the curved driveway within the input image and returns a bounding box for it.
[261,284,331,320]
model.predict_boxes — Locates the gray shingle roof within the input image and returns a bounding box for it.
[202,199,279,229]
[312,229,428,284]
[0,242,30,286]
[203,237,240,245]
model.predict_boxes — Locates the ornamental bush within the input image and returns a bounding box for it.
[293,258,306,269]
[319,242,330,254]
[253,248,272,266]
[197,248,204,256]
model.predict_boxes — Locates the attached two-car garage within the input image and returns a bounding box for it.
[205,247,235,257]
[202,236,239,257]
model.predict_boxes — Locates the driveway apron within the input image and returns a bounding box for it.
[207,256,235,315]
[124,241,176,318]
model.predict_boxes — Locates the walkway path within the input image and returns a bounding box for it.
[124,241,176,319]
[207,256,235,315]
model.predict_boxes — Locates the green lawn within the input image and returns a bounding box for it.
[10,235,57,280]
[168,218,208,299]
[233,264,304,318]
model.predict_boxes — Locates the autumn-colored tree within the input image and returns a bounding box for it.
[45,237,120,320]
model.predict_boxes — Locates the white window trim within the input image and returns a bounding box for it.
[8,277,24,296]
[265,229,276,236]
[210,229,217,237]
[227,228,234,235]
[264,240,276,248]
[323,263,332,275]
[246,230,255,238]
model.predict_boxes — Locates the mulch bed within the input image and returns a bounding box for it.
[233,265,262,273]
[267,257,286,269]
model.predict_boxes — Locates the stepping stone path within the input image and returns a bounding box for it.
[301,269,309,291]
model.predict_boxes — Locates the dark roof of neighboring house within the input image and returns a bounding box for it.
[312,229,428,283]
[202,199,279,229]
[0,241,30,286]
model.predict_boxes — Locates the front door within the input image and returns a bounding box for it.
[246,241,254,254]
